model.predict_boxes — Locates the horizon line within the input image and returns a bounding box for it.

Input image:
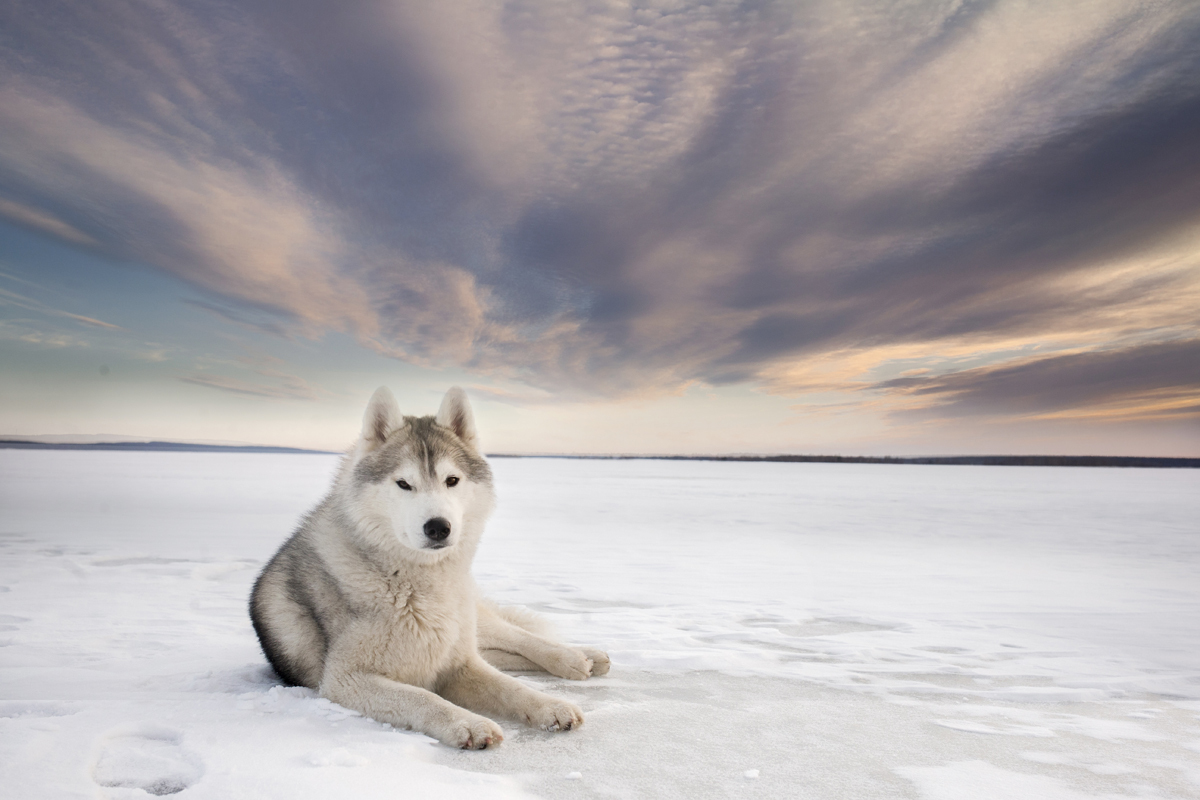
[1,440,1196,467]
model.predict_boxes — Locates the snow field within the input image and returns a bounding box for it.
[1,451,1198,798]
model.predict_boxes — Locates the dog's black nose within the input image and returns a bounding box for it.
[423,517,451,542]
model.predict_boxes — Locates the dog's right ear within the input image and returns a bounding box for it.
[361,386,401,451]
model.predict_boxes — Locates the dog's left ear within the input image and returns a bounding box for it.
[436,386,479,449]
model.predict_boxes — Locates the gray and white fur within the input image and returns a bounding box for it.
[250,386,609,749]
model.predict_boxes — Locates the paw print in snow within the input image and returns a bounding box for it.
[92,725,203,796]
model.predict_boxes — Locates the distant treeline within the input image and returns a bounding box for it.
[2,440,1195,467]
[491,454,1200,468]
[0,440,335,455]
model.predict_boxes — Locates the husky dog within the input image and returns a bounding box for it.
[250,387,609,749]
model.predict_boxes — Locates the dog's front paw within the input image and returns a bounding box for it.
[544,648,596,681]
[443,714,504,750]
[527,699,584,732]
[580,648,610,677]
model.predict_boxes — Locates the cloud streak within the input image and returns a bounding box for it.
[0,287,124,331]
[879,338,1200,422]
[179,373,317,401]
[179,353,319,401]
[2,0,1198,426]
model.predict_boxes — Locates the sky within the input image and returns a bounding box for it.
[1,0,1198,456]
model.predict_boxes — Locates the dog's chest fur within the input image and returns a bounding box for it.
[346,561,476,687]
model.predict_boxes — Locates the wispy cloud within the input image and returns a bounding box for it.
[133,346,171,362]
[180,350,321,401]
[462,383,563,407]
[878,338,1200,422]
[0,197,97,246]
[179,373,317,401]
[2,0,1199,428]
[0,287,124,330]
[12,331,91,349]
[184,300,292,339]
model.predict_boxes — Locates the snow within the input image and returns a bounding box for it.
[1,450,1198,799]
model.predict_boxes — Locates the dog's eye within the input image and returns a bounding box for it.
[445,476,459,488]
[396,479,413,491]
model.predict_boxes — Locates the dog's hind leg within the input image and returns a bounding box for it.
[479,645,612,677]
[485,602,557,636]
[477,602,610,679]
[250,564,327,688]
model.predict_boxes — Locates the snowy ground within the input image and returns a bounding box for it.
[1,451,1198,799]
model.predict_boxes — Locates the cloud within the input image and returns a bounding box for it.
[133,347,171,362]
[0,81,369,337]
[179,373,317,400]
[2,0,1199,424]
[6,329,91,350]
[0,287,125,330]
[64,312,122,330]
[184,300,292,339]
[461,383,562,407]
[877,338,1200,422]
[0,197,97,246]
[180,352,320,400]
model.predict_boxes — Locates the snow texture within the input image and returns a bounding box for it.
[1,451,1198,798]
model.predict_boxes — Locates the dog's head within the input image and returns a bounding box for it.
[344,386,495,560]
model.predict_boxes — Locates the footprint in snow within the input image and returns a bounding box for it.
[92,725,203,796]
